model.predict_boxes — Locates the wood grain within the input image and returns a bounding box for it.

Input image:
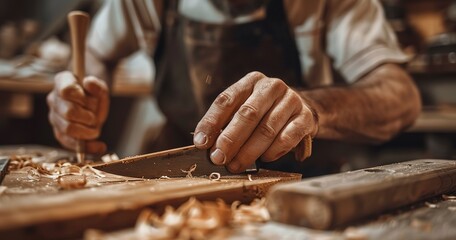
[0,145,301,239]
[267,159,456,230]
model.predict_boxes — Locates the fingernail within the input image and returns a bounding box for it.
[229,161,241,172]
[194,132,207,146]
[210,148,226,165]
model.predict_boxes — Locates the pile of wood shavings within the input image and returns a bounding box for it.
[133,197,270,240]
[8,155,105,189]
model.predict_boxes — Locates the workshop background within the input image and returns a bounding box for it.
[0,0,455,175]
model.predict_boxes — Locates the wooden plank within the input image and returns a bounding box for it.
[0,145,301,239]
[267,159,456,230]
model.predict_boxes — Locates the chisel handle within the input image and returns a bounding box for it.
[68,11,90,163]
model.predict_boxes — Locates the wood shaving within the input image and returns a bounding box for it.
[442,194,456,201]
[425,202,438,208]
[209,172,221,181]
[7,154,107,190]
[81,165,106,178]
[247,174,253,181]
[134,197,269,240]
[159,176,171,179]
[0,186,7,196]
[181,164,197,178]
[448,206,456,211]
[58,174,87,189]
[231,198,270,225]
[27,168,41,181]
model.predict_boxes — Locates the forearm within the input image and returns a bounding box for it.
[300,64,421,143]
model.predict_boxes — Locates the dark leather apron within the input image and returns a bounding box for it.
[152,0,304,150]
[149,0,347,176]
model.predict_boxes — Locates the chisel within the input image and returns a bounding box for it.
[68,11,90,163]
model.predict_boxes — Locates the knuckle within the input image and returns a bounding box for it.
[246,71,265,81]
[199,116,218,130]
[48,112,55,126]
[46,93,54,106]
[92,129,101,139]
[269,78,287,90]
[63,105,76,119]
[275,133,296,150]
[258,122,277,139]
[237,104,260,123]
[214,92,234,109]
[286,90,301,104]
[218,133,235,149]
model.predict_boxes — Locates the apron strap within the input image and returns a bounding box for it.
[265,0,303,82]
[153,0,180,97]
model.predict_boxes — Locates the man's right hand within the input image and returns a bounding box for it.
[47,71,110,154]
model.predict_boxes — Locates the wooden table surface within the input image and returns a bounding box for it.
[0,145,301,239]
[1,145,456,240]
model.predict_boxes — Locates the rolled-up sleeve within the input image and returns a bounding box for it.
[87,0,140,62]
[326,0,409,83]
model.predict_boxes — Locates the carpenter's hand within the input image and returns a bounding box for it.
[193,72,318,173]
[47,71,109,154]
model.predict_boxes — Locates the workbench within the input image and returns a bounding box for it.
[1,145,456,240]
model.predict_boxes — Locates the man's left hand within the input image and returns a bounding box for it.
[193,71,318,173]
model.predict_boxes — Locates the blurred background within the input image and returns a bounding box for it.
[0,0,455,174]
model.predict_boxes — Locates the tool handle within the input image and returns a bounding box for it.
[68,11,90,163]
[68,11,90,84]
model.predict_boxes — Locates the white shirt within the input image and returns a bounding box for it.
[88,0,408,87]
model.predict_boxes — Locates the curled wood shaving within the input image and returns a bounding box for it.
[181,164,197,178]
[134,197,269,239]
[209,172,221,181]
[8,154,109,190]
[81,165,106,178]
[247,174,253,181]
[231,198,270,225]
